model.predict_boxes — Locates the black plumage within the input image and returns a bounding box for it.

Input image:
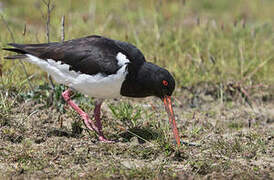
[4,35,145,76]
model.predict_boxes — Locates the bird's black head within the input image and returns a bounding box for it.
[152,66,175,98]
[121,62,180,146]
[120,62,175,98]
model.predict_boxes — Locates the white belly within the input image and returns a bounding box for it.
[26,54,128,98]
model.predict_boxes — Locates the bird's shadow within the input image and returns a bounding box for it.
[47,128,83,138]
[46,127,161,144]
[118,127,160,144]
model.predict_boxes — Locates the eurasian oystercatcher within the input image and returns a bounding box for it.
[3,35,180,146]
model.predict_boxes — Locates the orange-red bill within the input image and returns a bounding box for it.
[163,96,181,147]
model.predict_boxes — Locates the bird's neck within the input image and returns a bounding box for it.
[120,62,159,98]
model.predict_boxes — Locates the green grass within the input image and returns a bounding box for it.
[1,0,274,88]
[109,102,142,128]
[0,0,274,179]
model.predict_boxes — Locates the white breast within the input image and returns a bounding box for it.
[26,52,130,98]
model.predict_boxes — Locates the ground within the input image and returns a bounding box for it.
[0,0,274,179]
[0,84,273,179]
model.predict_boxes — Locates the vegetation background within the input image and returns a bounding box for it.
[0,0,273,179]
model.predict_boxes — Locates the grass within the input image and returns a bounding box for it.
[0,0,274,179]
[1,0,274,87]
[108,102,142,128]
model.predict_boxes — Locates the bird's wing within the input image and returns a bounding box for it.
[3,35,146,76]
[113,39,146,66]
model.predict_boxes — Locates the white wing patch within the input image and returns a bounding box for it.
[26,54,129,98]
[116,52,130,66]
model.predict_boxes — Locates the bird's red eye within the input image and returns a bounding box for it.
[162,80,168,86]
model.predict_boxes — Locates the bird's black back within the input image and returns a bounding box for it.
[4,35,146,76]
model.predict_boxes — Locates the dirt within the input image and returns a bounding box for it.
[0,85,273,179]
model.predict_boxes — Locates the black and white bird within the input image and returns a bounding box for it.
[3,35,180,146]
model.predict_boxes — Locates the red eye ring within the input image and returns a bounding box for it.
[162,80,168,86]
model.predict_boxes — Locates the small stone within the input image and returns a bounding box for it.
[130,136,139,145]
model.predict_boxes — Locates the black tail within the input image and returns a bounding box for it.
[3,44,28,59]
[3,42,58,59]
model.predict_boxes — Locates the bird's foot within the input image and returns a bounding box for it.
[98,136,116,143]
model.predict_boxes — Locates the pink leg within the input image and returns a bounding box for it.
[94,100,103,131]
[93,99,113,142]
[62,89,113,142]
[62,89,99,132]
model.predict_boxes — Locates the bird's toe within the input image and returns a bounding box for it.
[98,136,117,143]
